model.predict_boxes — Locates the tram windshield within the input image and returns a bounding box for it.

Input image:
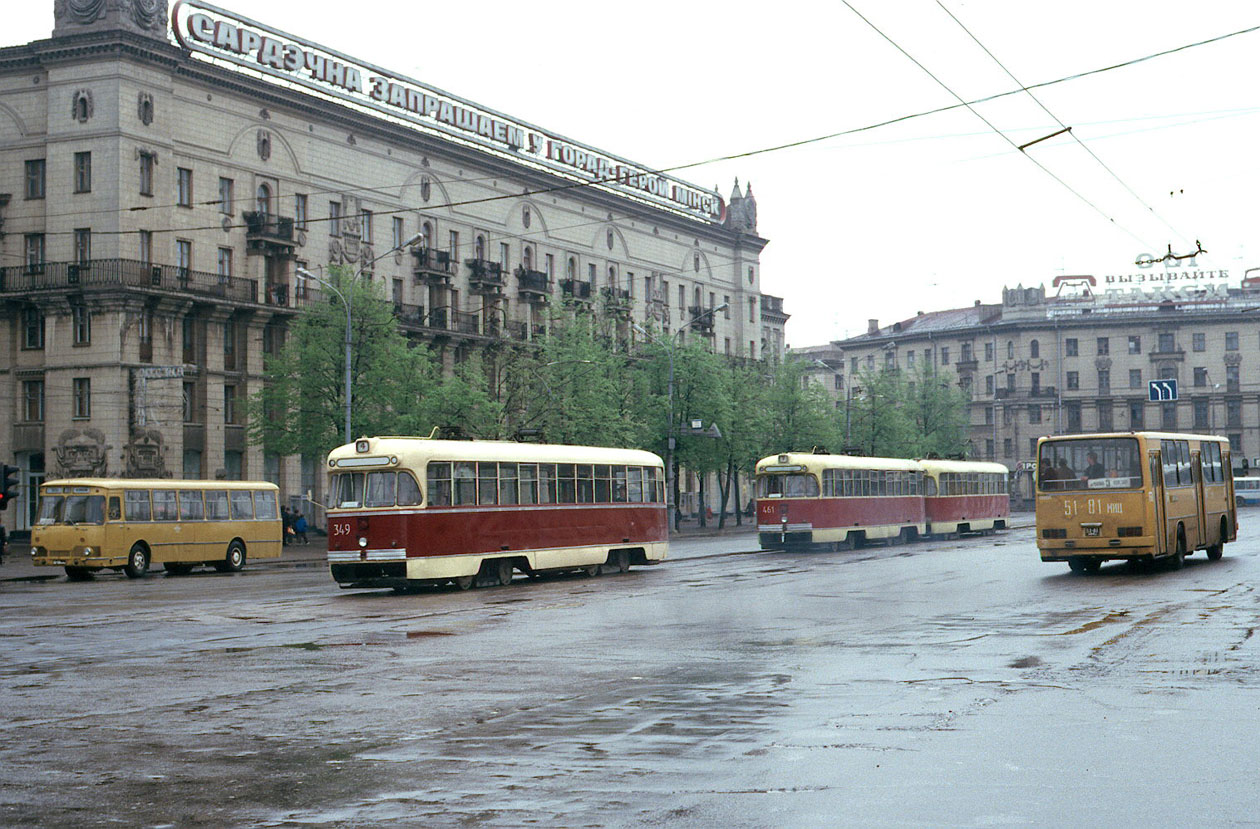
[757,473,820,498]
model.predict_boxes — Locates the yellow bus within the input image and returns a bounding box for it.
[1035,432,1237,573]
[30,479,283,580]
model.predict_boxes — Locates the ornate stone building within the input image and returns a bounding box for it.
[0,0,786,530]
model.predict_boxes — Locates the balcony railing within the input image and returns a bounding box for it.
[452,310,479,334]
[411,247,454,279]
[393,302,425,326]
[688,305,717,332]
[516,267,551,297]
[243,211,296,255]
[561,278,591,299]
[602,286,631,310]
[465,258,505,291]
[0,258,264,305]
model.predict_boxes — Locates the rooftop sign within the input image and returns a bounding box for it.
[171,1,725,223]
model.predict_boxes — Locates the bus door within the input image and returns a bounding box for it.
[1149,450,1166,557]
[1192,450,1207,549]
[1224,450,1238,537]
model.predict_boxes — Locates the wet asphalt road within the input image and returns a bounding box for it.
[2,523,1259,827]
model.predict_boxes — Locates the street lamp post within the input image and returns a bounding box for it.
[633,303,728,532]
[295,230,425,445]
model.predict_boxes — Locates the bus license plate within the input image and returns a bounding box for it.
[1083,526,1100,537]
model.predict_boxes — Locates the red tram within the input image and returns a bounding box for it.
[326,437,668,590]
[756,452,1008,550]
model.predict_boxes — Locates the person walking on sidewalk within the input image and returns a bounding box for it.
[293,512,308,544]
[281,506,293,546]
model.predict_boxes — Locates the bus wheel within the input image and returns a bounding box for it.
[124,544,150,579]
[492,558,514,587]
[65,566,93,581]
[612,549,631,574]
[164,563,194,576]
[1068,556,1088,574]
[215,541,246,573]
[1236,496,1245,509]
[1168,533,1186,571]
[1206,518,1227,561]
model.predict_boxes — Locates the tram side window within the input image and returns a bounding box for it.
[654,467,666,502]
[397,472,422,506]
[454,462,476,505]
[499,463,519,505]
[478,462,499,505]
[518,464,539,505]
[365,471,397,508]
[254,489,279,519]
[594,465,612,502]
[179,490,205,520]
[230,490,254,519]
[152,490,178,521]
[612,466,628,502]
[428,463,452,506]
[125,489,151,522]
[539,463,558,504]
[576,464,595,503]
[557,464,576,503]
[205,490,230,520]
[627,466,644,502]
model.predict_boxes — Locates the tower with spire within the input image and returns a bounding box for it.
[724,177,758,234]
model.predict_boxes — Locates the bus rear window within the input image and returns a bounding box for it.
[1038,438,1141,492]
[757,474,820,498]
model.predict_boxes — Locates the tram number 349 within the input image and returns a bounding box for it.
[330,522,353,537]
[1063,499,1122,517]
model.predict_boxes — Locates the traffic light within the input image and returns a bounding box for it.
[0,464,17,511]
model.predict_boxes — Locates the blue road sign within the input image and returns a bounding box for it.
[1148,379,1178,402]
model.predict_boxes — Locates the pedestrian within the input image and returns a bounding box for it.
[293,512,308,544]
[281,506,292,546]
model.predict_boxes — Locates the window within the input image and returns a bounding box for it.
[23,379,44,422]
[985,342,994,361]
[176,239,192,275]
[25,159,45,199]
[1156,331,1174,352]
[1193,332,1206,352]
[74,228,91,265]
[218,177,233,215]
[748,297,756,322]
[295,193,308,229]
[1129,369,1142,389]
[545,253,554,277]
[217,247,233,278]
[139,230,153,265]
[1097,402,1113,431]
[393,216,404,249]
[1029,340,1040,358]
[133,151,153,196]
[1194,398,1210,430]
[1194,367,1207,387]
[985,375,994,395]
[1065,338,1078,357]
[1097,369,1109,393]
[1226,364,1240,393]
[256,183,272,216]
[183,382,196,423]
[329,201,342,236]
[178,490,205,521]
[449,230,459,259]
[23,307,44,349]
[1226,331,1239,351]
[1161,401,1177,430]
[229,490,254,519]
[72,304,91,345]
[362,208,373,243]
[1097,337,1109,355]
[985,407,994,426]
[224,385,237,424]
[1066,371,1079,390]
[1227,398,1243,428]
[224,319,237,369]
[1128,335,1141,354]
[25,234,45,273]
[124,490,151,522]
[941,347,950,365]
[961,342,972,362]
[502,242,511,268]
[73,378,91,418]
[1129,400,1144,429]
[74,151,92,192]
[1066,401,1082,432]
[177,167,192,206]
[1028,404,1042,424]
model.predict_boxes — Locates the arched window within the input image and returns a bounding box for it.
[523,246,533,269]
[421,221,432,248]
[608,265,617,288]
[567,257,576,279]
[1007,341,1014,359]
[1030,339,1040,358]
[256,183,272,217]
[475,235,485,259]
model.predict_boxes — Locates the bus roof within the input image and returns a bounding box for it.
[327,437,664,468]
[1037,431,1229,445]
[40,478,278,490]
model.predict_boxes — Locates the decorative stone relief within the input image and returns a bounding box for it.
[126,428,168,478]
[257,129,272,162]
[54,0,166,36]
[55,428,110,477]
[71,89,93,123]
[137,91,153,125]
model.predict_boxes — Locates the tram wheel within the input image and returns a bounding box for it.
[612,549,631,573]
[493,558,514,587]
[123,544,150,579]
[581,563,600,577]
[453,574,475,590]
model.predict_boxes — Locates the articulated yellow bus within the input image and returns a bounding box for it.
[30,479,283,580]
[1035,432,1236,573]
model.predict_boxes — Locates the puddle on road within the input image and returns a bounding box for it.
[1058,610,1130,636]
[222,629,458,654]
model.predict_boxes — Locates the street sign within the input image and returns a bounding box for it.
[1148,379,1178,402]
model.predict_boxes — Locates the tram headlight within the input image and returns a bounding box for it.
[358,537,367,548]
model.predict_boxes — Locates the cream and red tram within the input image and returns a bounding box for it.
[756,453,927,550]
[918,459,1010,536]
[326,437,668,590]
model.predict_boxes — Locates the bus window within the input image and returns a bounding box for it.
[179,491,205,520]
[152,490,178,521]
[1038,437,1140,491]
[205,490,230,520]
[108,496,121,521]
[365,471,397,508]
[125,490,151,522]
[37,494,63,525]
[229,490,254,520]
[397,472,422,506]
[253,489,279,520]
[427,463,452,506]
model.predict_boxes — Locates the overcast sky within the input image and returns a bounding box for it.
[9,2,1260,347]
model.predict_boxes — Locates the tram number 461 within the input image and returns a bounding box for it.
[1064,499,1123,517]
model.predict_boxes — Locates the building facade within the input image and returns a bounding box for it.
[0,0,785,530]
[808,274,1259,501]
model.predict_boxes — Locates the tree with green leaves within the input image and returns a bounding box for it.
[847,365,915,458]
[900,362,971,458]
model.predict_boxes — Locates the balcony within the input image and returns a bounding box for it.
[242,211,296,256]
[0,258,270,306]
[955,359,979,372]
[452,310,479,335]
[465,259,505,293]
[560,278,591,300]
[516,267,551,301]
[1149,348,1184,362]
[411,247,454,282]
[393,302,425,327]
[760,293,790,324]
[688,305,717,334]
[602,286,632,314]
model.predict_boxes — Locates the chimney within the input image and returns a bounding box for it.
[974,299,981,306]
[868,319,879,334]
